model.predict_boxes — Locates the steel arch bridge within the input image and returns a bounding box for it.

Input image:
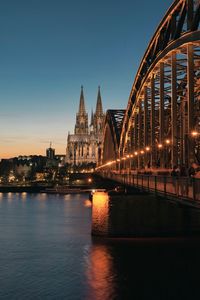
[101,110,125,165]
[98,0,200,173]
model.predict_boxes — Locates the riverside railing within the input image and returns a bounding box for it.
[101,172,200,202]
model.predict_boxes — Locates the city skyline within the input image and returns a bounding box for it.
[0,0,173,158]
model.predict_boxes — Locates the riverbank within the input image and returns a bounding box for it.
[0,185,46,193]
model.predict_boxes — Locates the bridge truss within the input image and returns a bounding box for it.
[101,110,125,164]
[99,0,200,172]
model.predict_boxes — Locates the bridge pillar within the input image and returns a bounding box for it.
[187,43,195,166]
[150,75,156,168]
[138,100,143,168]
[159,62,165,168]
[134,112,139,168]
[171,52,178,168]
[144,86,150,168]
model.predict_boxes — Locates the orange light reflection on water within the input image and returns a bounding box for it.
[84,199,92,207]
[21,192,27,201]
[86,244,115,300]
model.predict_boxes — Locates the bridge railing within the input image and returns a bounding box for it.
[101,172,200,202]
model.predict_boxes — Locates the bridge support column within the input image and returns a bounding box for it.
[144,86,149,168]
[151,75,156,168]
[159,62,165,168]
[187,43,195,166]
[171,52,178,168]
[138,100,143,168]
[134,112,139,168]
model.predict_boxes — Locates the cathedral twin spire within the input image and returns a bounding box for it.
[77,85,103,118]
[75,86,104,135]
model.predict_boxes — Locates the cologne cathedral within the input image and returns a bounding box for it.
[65,86,105,167]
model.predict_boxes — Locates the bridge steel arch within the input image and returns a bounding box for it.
[119,0,200,170]
[101,110,125,168]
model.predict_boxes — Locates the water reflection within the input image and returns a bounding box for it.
[0,193,200,299]
[86,242,115,300]
[21,192,27,201]
[84,199,92,208]
[86,237,200,300]
[39,193,47,200]
[64,194,71,201]
[7,192,13,202]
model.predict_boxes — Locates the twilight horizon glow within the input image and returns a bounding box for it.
[0,0,173,159]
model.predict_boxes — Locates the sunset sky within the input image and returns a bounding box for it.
[0,0,173,159]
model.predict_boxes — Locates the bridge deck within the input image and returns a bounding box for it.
[101,172,200,204]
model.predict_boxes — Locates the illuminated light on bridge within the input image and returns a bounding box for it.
[191,131,199,137]
[140,150,145,154]
[158,144,163,149]
[99,0,200,173]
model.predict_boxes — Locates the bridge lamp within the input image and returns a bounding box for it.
[165,139,170,144]
[145,147,150,151]
[126,155,130,158]
[158,144,163,149]
[130,154,133,158]
[191,131,199,137]
[134,151,138,156]
[117,159,120,162]
[140,150,145,154]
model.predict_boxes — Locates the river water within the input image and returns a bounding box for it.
[0,192,200,299]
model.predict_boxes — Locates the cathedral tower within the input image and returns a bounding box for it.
[74,86,88,134]
[94,86,105,135]
[66,86,105,168]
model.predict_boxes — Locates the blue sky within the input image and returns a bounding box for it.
[0,0,173,158]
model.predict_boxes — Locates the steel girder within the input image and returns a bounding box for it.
[120,0,200,169]
[101,110,125,164]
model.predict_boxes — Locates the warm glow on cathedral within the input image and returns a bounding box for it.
[65,86,105,167]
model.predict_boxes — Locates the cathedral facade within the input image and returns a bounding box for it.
[65,86,105,167]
